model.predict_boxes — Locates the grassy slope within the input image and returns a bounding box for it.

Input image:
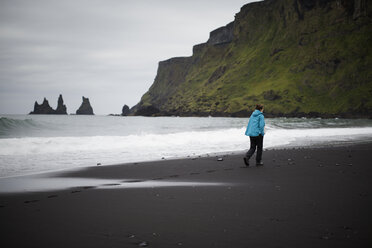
[135,0,372,117]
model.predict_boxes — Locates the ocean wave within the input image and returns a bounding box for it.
[0,117,42,137]
[1,127,372,157]
[266,118,372,129]
[1,115,372,177]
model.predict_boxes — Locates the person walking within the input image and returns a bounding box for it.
[244,104,265,166]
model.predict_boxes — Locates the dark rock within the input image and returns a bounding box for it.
[207,21,234,45]
[30,95,68,115]
[192,43,208,54]
[231,110,251,117]
[121,104,130,116]
[29,98,55,114]
[55,94,67,114]
[353,0,367,19]
[263,90,282,101]
[76,96,94,115]
[208,66,227,84]
[29,94,67,115]
[134,105,160,116]
[341,0,367,19]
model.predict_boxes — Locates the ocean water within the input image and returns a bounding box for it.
[1,114,372,178]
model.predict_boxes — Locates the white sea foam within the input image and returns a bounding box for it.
[1,115,372,178]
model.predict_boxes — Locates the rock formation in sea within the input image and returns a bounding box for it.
[29,95,67,115]
[131,0,372,118]
[76,96,94,115]
[54,94,67,114]
[121,105,130,116]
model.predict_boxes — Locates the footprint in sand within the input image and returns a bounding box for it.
[168,175,180,178]
[71,190,82,194]
[47,195,58,199]
[24,200,40,204]
[206,170,216,173]
[190,172,200,175]
[151,177,164,180]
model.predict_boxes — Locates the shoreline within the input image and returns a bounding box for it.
[1,143,372,247]
[2,138,372,180]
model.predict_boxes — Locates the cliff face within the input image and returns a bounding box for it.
[133,0,372,117]
[76,96,94,115]
[29,94,67,115]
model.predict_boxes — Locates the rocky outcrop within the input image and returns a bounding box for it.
[121,105,130,116]
[30,98,55,114]
[55,94,67,114]
[207,21,234,45]
[29,95,67,115]
[353,0,367,19]
[76,97,94,115]
[132,0,372,118]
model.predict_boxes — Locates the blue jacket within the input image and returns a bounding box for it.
[245,110,265,136]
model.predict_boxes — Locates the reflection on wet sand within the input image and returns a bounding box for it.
[0,176,226,193]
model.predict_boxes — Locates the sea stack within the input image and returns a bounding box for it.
[29,98,55,114]
[76,96,94,115]
[121,105,130,116]
[29,95,67,115]
[54,94,68,114]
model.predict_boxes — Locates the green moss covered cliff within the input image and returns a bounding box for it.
[132,0,372,117]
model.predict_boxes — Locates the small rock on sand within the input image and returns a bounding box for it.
[139,241,149,247]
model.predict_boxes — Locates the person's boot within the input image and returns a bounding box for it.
[256,161,264,166]
[243,157,249,166]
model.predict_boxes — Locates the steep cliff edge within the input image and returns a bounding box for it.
[133,0,372,117]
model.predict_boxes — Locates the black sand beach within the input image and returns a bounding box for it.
[1,144,371,248]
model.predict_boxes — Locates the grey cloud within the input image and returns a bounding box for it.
[0,0,255,114]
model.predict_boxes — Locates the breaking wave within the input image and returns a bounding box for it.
[0,117,45,137]
[1,115,372,177]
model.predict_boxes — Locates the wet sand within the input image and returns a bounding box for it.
[0,144,371,247]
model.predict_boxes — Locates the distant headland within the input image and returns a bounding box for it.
[130,0,372,118]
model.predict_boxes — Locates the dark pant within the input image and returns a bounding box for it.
[245,135,263,162]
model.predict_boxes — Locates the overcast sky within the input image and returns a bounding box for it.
[0,0,257,115]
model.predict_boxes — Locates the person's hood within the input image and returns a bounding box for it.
[252,109,263,117]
